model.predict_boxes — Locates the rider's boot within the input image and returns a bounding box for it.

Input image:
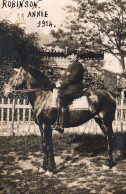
[62,106,69,128]
[54,106,64,134]
[56,106,69,130]
[54,106,69,133]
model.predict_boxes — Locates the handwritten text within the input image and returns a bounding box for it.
[2,0,42,9]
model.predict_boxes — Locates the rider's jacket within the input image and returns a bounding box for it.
[59,59,84,105]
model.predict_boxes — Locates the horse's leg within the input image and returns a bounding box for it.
[39,124,48,171]
[103,119,114,168]
[94,117,114,168]
[45,124,56,172]
[40,124,56,172]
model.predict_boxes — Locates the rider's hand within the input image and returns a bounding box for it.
[56,81,61,88]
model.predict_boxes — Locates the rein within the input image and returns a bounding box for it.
[11,88,44,94]
[11,67,53,94]
[11,87,54,94]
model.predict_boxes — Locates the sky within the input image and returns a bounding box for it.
[0,0,74,34]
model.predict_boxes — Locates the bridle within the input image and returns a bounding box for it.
[13,67,22,91]
[11,67,44,94]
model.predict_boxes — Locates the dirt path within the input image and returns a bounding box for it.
[0,133,126,193]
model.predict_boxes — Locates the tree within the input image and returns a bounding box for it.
[0,21,43,68]
[0,21,44,94]
[51,0,126,70]
[0,21,59,95]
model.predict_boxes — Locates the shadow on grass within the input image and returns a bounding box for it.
[0,132,126,168]
[53,132,126,158]
[0,133,126,193]
[113,132,126,151]
[70,134,107,157]
[0,132,126,158]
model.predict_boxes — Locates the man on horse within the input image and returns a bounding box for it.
[55,48,84,132]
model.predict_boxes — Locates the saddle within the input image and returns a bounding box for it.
[52,88,90,110]
[52,89,92,133]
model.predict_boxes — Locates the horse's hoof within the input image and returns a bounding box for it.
[102,164,109,170]
[109,164,113,169]
[45,170,55,176]
[106,159,115,169]
[38,168,46,173]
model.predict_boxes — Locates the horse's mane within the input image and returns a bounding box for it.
[24,65,55,90]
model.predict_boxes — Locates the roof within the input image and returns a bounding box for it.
[102,69,118,75]
[38,33,54,47]
[84,42,104,52]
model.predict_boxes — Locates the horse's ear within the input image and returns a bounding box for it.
[14,68,20,72]
[13,67,23,73]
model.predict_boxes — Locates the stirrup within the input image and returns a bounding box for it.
[55,126,64,134]
[53,122,64,134]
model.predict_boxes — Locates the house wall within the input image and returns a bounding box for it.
[103,70,117,90]
[104,53,123,73]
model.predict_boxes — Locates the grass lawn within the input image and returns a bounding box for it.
[0,132,126,193]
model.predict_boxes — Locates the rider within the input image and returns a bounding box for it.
[55,48,84,132]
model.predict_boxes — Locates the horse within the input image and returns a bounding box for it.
[3,65,116,172]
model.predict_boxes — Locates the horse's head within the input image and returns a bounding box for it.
[3,67,25,97]
[3,65,55,97]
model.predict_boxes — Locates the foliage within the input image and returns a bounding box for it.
[50,0,126,70]
[39,58,63,82]
[81,58,119,96]
[0,21,43,89]
[0,21,44,68]
[0,21,61,95]
[77,0,126,70]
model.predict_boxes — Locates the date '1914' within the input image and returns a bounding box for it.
[37,20,56,28]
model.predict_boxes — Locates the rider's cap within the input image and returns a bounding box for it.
[65,48,78,56]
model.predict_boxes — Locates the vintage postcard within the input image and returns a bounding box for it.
[0,0,126,193]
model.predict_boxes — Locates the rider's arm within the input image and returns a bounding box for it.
[60,64,83,88]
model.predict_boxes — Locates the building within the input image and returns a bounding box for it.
[16,13,26,30]
[103,69,117,91]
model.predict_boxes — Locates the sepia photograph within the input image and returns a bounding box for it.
[0,0,126,193]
